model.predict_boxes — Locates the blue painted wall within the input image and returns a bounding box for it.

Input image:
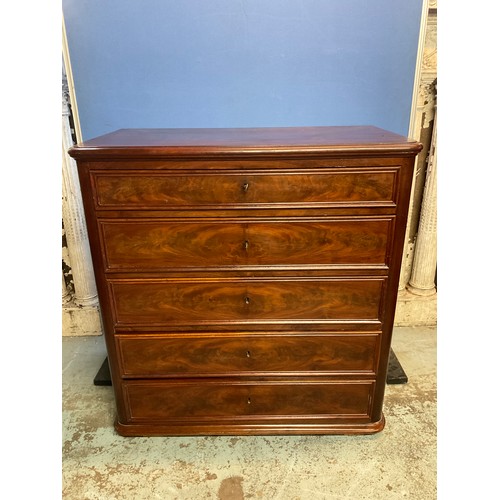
[63,0,423,141]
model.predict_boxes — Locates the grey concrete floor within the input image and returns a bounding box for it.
[62,326,436,499]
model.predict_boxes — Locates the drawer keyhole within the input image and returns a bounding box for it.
[247,397,252,405]
[244,240,249,251]
[245,296,251,305]
[242,182,249,192]
[246,350,251,358]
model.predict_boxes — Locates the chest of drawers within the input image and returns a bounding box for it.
[69,126,421,436]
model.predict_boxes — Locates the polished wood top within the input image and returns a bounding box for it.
[69,126,422,159]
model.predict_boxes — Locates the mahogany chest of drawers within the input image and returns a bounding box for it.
[69,126,421,436]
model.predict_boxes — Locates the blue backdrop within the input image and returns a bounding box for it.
[63,0,423,141]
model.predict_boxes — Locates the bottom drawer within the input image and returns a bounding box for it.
[122,379,375,422]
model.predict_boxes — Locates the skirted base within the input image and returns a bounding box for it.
[114,415,385,437]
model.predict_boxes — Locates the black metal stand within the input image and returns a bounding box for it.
[386,349,408,384]
[93,357,112,386]
[93,348,408,386]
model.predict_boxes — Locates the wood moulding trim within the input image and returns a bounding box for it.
[62,15,82,144]
[408,0,430,141]
[69,146,422,161]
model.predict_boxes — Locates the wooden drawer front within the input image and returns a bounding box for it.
[92,170,397,208]
[110,278,384,327]
[116,333,379,377]
[101,218,393,271]
[123,380,374,421]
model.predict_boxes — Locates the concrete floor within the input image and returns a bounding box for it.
[62,326,436,499]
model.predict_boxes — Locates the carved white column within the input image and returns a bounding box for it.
[62,90,98,307]
[399,0,435,291]
[407,111,437,296]
[399,79,436,291]
[394,2,437,326]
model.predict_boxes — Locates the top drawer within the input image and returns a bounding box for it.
[91,169,398,209]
